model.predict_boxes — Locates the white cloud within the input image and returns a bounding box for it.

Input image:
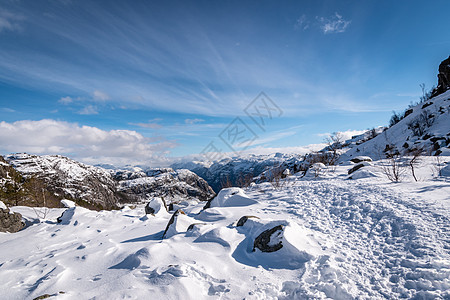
[317,13,351,34]
[58,96,73,104]
[93,90,110,101]
[78,105,98,115]
[0,119,177,166]
[185,118,204,125]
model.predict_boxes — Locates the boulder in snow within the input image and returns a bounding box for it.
[145,197,168,216]
[236,215,260,227]
[253,225,284,252]
[0,207,24,233]
[350,156,372,163]
[162,209,195,238]
[348,161,372,175]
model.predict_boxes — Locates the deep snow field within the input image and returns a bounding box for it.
[1,157,449,299]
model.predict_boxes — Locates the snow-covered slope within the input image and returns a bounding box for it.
[340,90,450,161]
[0,159,448,299]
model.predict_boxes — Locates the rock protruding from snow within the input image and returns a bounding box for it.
[348,161,372,175]
[236,215,260,227]
[253,225,284,252]
[57,207,76,225]
[0,207,24,233]
[203,188,257,209]
[233,219,322,269]
[145,197,168,216]
[432,55,450,97]
[350,156,372,163]
[162,209,195,238]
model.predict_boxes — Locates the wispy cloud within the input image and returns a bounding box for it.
[0,9,24,33]
[0,119,177,166]
[185,118,204,125]
[1,107,16,113]
[133,122,162,129]
[93,90,110,101]
[294,14,309,31]
[317,13,351,34]
[78,105,98,115]
[58,96,73,104]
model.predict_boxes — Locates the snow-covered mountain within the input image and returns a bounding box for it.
[172,153,304,192]
[1,154,215,209]
[5,153,128,209]
[112,167,215,203]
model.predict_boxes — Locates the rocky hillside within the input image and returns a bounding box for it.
[4,153,127,210]
[113,167,215,203]
[0,154,216,209]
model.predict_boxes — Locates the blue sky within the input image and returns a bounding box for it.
[0,0,449,166]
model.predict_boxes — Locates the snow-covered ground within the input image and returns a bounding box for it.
[0,157,449,299]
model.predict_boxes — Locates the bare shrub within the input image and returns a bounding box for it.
[236,173,254,188]
[408,148,423,182]
[407,109,435,137]
[379,145,406,182]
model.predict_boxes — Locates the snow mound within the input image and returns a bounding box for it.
[110,247,150,270]
[441,164,450,177]
[60,199,75,208]
[350,156,372,163]
[206,187,258,208]
[347,168,378,180]
[232,219,323,269]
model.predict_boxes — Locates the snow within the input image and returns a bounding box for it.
[0,156,449,299]
[0,201,7,210]
[60,199,75,208]
[207,187,258,207]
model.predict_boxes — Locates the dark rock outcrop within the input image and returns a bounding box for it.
[162,209,185,239]
[348,163,366,175]
[236,215,260,227]
[116,168,215,205]
[432,56,450,97]
[0,208,24,233]
[253,225,284,252]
